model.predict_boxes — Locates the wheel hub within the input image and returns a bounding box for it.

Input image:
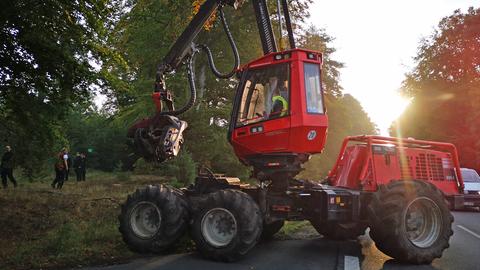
[130,201,161,239]
[404,197,442,248]
[201,208,237,247]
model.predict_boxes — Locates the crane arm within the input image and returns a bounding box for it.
[126,0,296,166]
[153,0,245,114]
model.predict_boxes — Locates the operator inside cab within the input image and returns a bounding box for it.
[268,76,288,119]
[236,64,290,126]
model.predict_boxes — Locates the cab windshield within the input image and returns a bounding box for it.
[462,169,480,182]
[236,64,289,127]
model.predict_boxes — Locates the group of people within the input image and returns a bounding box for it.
[51,148,87,189]
[0,145,87,189]
[1,145,88,190]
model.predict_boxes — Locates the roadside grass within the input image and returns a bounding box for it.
[0,171,319,270]
[0,172,170,270]
[276,221,318,240]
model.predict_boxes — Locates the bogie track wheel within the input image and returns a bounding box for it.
[119,185,189,253]
[191,189,263,261]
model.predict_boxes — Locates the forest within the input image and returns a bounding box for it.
[0,0,375,182]
[1,1,478,182]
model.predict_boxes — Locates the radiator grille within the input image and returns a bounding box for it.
[415,154,428,180]
[399,155,413,180]
[415,153,445,181]
[365,159,374,181]
[427,154,445,181]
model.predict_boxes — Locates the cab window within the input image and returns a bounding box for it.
[304,63,324,114]
[462,169,480,182]
[236,64,289,127]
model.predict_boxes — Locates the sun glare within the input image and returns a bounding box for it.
[358,90,411,136]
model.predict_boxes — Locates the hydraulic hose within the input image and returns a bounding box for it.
[161,5,239,116]
[160,49,198,116]
[198,6,240,79]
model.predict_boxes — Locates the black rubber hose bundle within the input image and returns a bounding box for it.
[161,5,239,116]
[198,6,240,79]
[160,49,198,116]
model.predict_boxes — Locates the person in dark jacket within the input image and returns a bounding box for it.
[1,145,17,189]
[73,152,83,182]
[79,152,87,181]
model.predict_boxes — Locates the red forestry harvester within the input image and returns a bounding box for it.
[118,0,478,264]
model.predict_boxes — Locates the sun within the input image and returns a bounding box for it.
[358,90,411,136]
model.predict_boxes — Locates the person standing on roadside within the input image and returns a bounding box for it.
[1,145,17,189]
[74,152,83,182]
[80,152,87,181]
[51,148,68,189]
[64,148,71,181]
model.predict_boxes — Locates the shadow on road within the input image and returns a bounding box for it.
[379,259,440,270]
[83,238,362,270]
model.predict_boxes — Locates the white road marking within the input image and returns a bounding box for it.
[457,225,480,239]
[344,255,360,270]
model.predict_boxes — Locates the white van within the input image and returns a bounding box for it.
[461,168,480,195]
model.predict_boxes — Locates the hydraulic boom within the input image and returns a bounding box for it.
[127,0,297,164]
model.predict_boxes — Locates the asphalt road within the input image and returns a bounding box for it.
[83,210,480,270]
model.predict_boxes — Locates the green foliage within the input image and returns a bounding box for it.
[132,151,197,185]
[64,108,131,172]
[391,7,480,172]
[160,151,197,185]
[0,0,128,178]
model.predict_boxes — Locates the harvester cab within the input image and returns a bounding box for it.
[228,48,328,181]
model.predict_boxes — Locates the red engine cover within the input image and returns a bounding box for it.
[329,136,463,195]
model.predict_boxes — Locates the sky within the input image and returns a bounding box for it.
[308,0,478,135]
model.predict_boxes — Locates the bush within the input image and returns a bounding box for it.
[132,158,158,174]
[152,151,197,186]
[115,171,132,182]
[132,151,196,186]
[165,151,196,185]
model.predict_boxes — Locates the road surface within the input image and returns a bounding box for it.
[82,211,480,270]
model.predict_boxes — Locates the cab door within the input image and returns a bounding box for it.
[229,63,291,158]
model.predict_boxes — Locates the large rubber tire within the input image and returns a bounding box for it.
[368,180,453,264]
[311,221,366,240]
[261,220,285,240]
[191,189,263,262]
[119,184,189,253]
